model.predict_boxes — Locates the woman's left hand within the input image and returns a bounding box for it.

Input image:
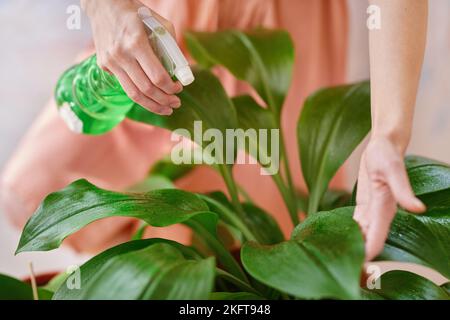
[353,136,426,261]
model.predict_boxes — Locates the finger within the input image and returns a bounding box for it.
[354,154,370,222]
[386,160,426,213]
[353,205,370,237]
[364,181,397,261]
[119,57,181,108]
[107,62,173,116]
[135,41,183,95]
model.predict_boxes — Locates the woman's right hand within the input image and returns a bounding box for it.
[81,0,183,115]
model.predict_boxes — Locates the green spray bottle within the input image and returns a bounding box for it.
[55,7,194,135]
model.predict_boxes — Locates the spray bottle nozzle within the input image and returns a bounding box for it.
[137,7,194,86]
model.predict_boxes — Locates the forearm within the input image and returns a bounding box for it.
[369,0,428,152]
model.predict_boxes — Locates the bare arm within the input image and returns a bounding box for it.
[370,0,428,148]
[354,0,428,261]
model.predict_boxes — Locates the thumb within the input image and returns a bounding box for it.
[386,162,426,213]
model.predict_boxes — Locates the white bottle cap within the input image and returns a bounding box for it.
[175,66,195,86]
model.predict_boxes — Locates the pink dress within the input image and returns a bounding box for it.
[0,0,348,253]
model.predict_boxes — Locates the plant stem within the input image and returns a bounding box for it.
[279,133,296,194]
[272,123,299,226]
[186,220,250,284]
[216,269,260,296]
[307,186,321,215]
[272,173,299,226]
[199,195,258,242]
[28,262,38,301]
[219,165,246,218]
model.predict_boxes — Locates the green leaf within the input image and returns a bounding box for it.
[362,271,449,300]
[127,69,238,164]
[0,274,52,300]
[241,208,365,300]
[297,82,371,214]
[131,222,148,241]
[127,175,175,192]
[149,157,196,182]
[41,272,71,293]
[186,29,294,117]
[54,238,202,299]
[53,241,214,300]
[442,282,450,295]
[319,190,352,212]
[16,179,214,253]
[406,155,450,209]
[377,208,450,279]
[232,95,284,185]
[17,180,247,282]
[209,292,264,300]
[232,95,278,171]
[241,203,284,245]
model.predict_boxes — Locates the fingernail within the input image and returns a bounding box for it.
[414,198,426,211]
[170,100,181,109]
[175,82,183,93]
[159,108,173,116]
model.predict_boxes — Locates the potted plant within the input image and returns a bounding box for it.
[1,29,449,300]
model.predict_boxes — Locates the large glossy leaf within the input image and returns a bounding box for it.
[0,274,52,300]
[241,207,365,299]
[298,82,371,214]
[377,208,450,279]
[16,179,214,253]
[127,69,238,164]
[17,179,247,282]
[186,29,294,117]
[54,240,214,300]
[362,271,449,300]
[406,155,450,209]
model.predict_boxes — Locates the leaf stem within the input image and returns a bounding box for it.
[186,220,250,284]
[216,268,261,296]
[199,195,258,242]
[307,186,321,215]
[272,173,299,226]
[28,262,38,301]
[219,165,246,219]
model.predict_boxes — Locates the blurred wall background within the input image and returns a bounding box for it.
[0,0,449,280]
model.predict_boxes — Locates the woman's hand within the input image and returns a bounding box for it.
[354,137,426,261]
[82,0,183,115]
